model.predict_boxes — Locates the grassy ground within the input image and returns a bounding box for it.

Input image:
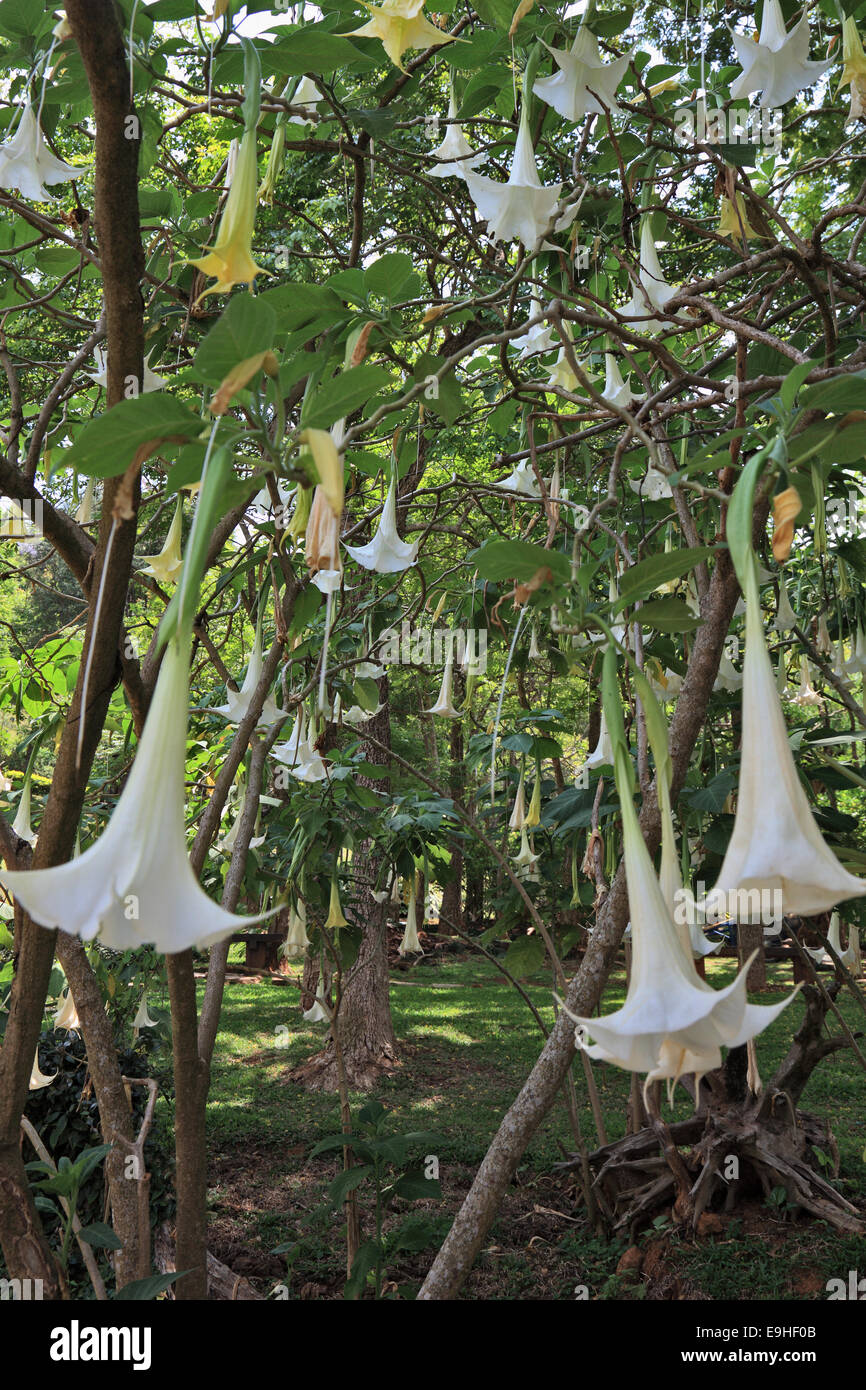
[184,949,866,1300]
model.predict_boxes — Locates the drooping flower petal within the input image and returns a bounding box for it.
[140,497,184,585]
[344,476,419,572]
[713,557,866,917]
[533,24,632,120]
[428,87,483,179]
[0,103,87,202]
[348,0,456,72]
[190,127,269,300]
[729,0,831,109]
[0,632,274,953]
[464,102,573,248]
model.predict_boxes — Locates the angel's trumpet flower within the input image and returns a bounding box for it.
[601,352,644,409]
[524,770,542,829]
[54,987,80,1031]
[282,900,311,959]
[579,711,614,778]
[774,577,796,632]
[464,101,574,248]
[0,631,273,953]
[718,192,762,244]
[344,475,419,572]
[272,708,327,782]
[303,965,331,1022]
[0,102,87,202]
[428,87,482,179]
[729,0,831,109]
[11,774,36,844]
[133,992,158,1036]
[714,554,865,917]
[619,218,680,332]
[562,693,798,1102]
[140,497,184,585]
[508,766,527,832]
[838,16,866,124]
[349,0,457,72]
[532,22,632,120]
[496,460,541,496]
[399,878,422,955]
[213,607,282,727]
[30,1050,56,1090]
[513,825,539,873]
[191,127,269,300]
[828,911,861,975]
[324,875,348,930]
[512,295,556,359]
[427,653,461,718]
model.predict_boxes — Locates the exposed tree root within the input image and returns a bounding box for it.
[558,985,864,1239]
[285,1040,401,1093]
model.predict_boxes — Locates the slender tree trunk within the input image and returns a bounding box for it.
[0,0,144,1292]
[291,696,398,1091]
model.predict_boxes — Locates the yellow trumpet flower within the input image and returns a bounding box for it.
[838,16,866,123]
[191,128,269,301]
[348,0,457,73]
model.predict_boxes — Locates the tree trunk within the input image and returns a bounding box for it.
[290,694,398,1091]
[739,922,766,991]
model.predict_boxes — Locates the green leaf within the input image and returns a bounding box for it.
[726,446,773,586]
[327,1165,374,1206]
[635,596,702,632]
[269,27,372,76]
[800,369,866,413]
[392,1171,442,1201]
[303,364,392,430]
[78,1221,123,1251]
[412,353,464,425]
[682,769,737,814]
[615,547,717,609]
[344,1238,380,1300]
[63,395,204,478]
[468,539,571,583]
[115,1272,188,1301]
[503,934,545,978]
[194,295,276,385]
[365,252,415,300]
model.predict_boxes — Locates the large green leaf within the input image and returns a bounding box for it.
[302,364,392,430]
[63,395,205,477]
[193,295,276,385]
[469,539,571,583]
[636,596,703,632]
[615,546,717,609]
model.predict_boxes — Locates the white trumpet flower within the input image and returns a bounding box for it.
[303,967,331,1022]
[272,708,327,782]
[427,88,483,179]
[512,295,556,359]
[0,632,274,953]
[11,777,36,844]
[619,218,681,332]
[512,825,540,873]
[53,988,80,1031]
[427,653,461,718]
[729,0,831,109]
[282,900,310,959]
[140,497,184,585]
[75,476,96,526]
[0,102,87,202]
[464,102,574,248]
[579,711,614,776]
[773,577,796,632]
[508,766,527,832]
[601,352,644,409]
[532,23,632,120]
[629,466,672,501]
[30,1051,56,1090]
[213,613,282,728]
[563,744,797,1100]
[90,346,166,394]
[399,879,423,955]
[794,655,821,706]
[828,911,861,974]
[343,476,419,572]
[714,651,744,693]
[133,992,158,1035]
[496,460,541,496]
[713,559,866,917]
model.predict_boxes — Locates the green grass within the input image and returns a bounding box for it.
[195,951,866,1298]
